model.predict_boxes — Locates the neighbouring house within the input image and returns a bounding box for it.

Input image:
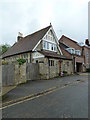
[83,40,90,68]
[2,24,73,80]
[59,35,88,73]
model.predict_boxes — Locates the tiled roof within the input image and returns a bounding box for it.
[59,35,77,44]
[2,25,51,58]
[38,50,72,60]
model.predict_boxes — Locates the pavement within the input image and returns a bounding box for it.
[2,73,88,108]
[2,86,16,96]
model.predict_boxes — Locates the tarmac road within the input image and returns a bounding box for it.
[2,76,88,118]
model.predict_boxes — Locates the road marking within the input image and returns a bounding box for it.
[1,86,66,109]
[1,80,82,110]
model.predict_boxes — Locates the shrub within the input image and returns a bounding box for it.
[2,60,8,65]
[17,58,26,65]
[86,68,90,73]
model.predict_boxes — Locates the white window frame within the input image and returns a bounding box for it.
[66,48,75,54]
[43,40,57,52]
[75,50,81,55]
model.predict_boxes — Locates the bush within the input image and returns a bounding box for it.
[17,58,26,65]
[2,60,8,65]
[86,68,90,73]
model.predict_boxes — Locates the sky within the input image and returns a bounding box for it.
[0,0,89,45]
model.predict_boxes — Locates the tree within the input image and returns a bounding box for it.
[0,44,11,55]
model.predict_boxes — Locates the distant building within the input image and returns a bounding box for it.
[59,35,90,72]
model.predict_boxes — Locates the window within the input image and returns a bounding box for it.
[66,48,75,54]
[75,50,81,55]
[47,42,49,49]
[54,45,56,51]
[72,49,75,54]
[49,60,54,66]
[43,41,46,49]
[51,44,53,50]
[43,40,57,52]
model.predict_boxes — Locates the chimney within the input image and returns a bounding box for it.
[50,22,52,26]
[17,32,23,42]
[85,39,90,46]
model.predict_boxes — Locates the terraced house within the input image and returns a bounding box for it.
[2,24,73,79]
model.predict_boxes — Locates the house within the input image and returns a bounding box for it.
[59,35,86,73]
[82,45,90,68]
[2,24,73,79]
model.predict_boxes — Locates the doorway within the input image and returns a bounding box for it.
[76,62,82,72]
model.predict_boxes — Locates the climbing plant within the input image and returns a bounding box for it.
[17,58,26,65]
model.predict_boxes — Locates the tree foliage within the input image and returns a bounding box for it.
[0,44,11,55]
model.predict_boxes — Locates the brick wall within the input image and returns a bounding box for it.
[83,46,90,68]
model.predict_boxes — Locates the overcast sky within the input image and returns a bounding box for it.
[0,0,89,45]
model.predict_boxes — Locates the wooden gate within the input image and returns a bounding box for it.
[26,63,40,80]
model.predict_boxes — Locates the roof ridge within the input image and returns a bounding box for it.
[60,35,77,43]
[59,35,83,48]
[2,25,51,58]
[24,25,51,39]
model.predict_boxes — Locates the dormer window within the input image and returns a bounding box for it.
[75,50,81,55]
[66,48,75,54]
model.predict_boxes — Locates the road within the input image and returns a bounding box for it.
[2,75,88,118]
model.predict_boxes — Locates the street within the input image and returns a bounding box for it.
[2,75,88,118]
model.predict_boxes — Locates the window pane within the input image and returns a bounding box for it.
[47,42,49,49]
[43,41,46,49]
[51,44,53,50]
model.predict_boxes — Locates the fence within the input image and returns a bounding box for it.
[2,64,15,86]
[2,63,41,86]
